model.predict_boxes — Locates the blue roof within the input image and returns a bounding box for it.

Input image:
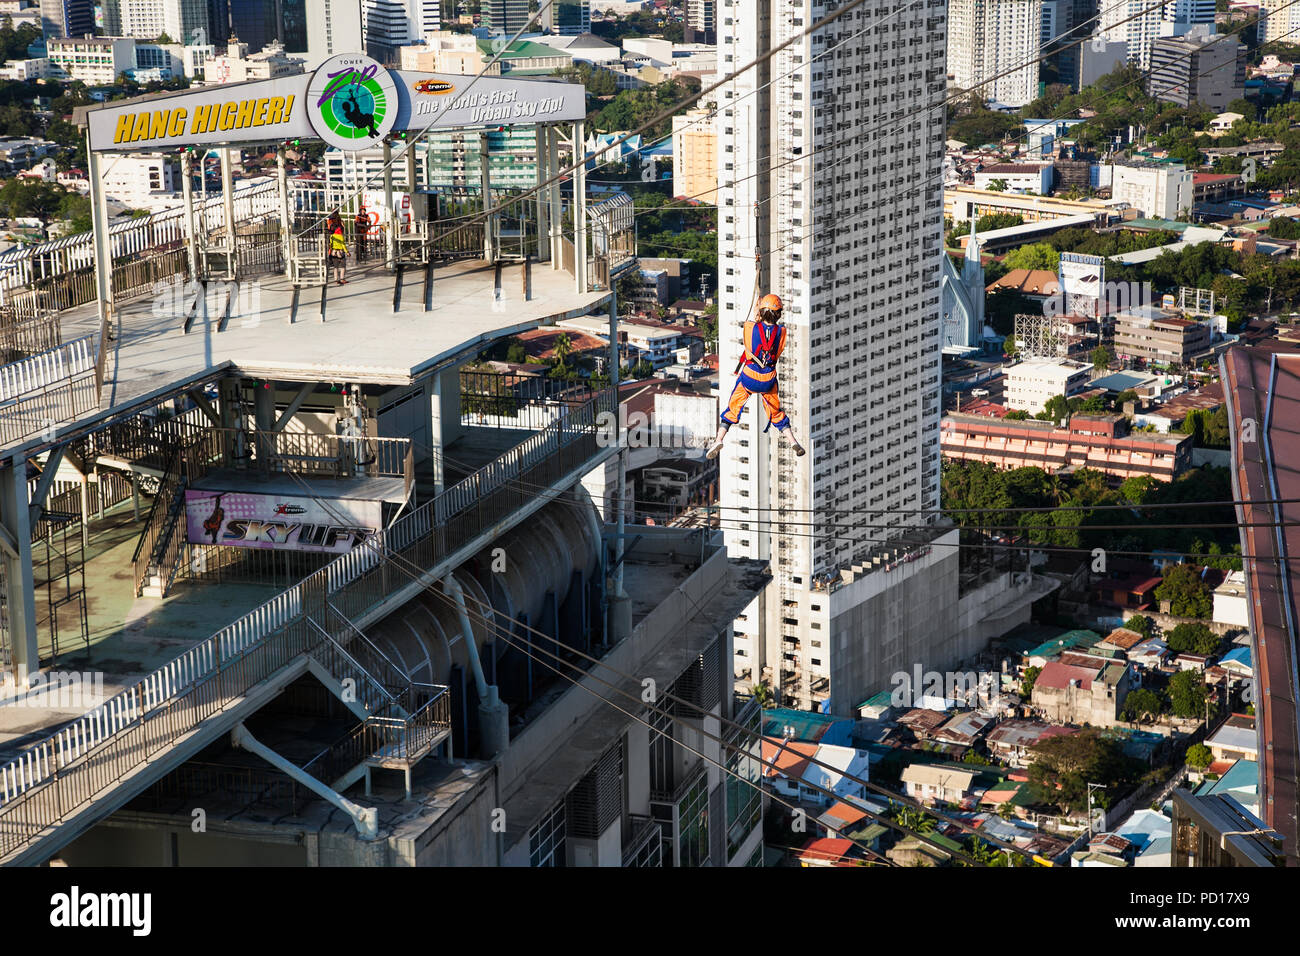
[1091,371,1154,392]
[1026,629,1102,659]
[1199,758,1259,799]
[1221,645,1252,668]
[762,707,852,744]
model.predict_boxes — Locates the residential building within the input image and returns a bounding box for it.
[1110,161,1194,219]
[302,0,363,70]
[100,153,179,212]
[944,185,1115,224]
[0,0,44,31]
[1260,0,1300,44]
[1206,714,1259,764]
[0,58,56,80]
[483,0,531,35]
[1163,0,1216,33]
[762,740,871,807]
[947,0,1043,108]
[399,31,497,74]
[685,0,716,43]
[422,127,541,190]
[38,0,93,38]
[1099,0,1164,70]
[1113,309,1213,366]
[720,0,958,714]
[45,36,137,85]
[1213,569,1249,627]
[899,763,979,805]
[323,142,429,197]
[671,108,717,203]
[110,0,209,43]
[362,0,440,63]
[1078,36,1127,88]
[941,411,1195,480]
[1031,658,1135,726]
[543,0,590,35]
[972,161,1054,193]
[986,719,1077,767]
[202,39,305,83]
[1148,27,1245,112]
[1004,358,1093,413]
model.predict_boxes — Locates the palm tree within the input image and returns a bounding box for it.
[895,806,936,834]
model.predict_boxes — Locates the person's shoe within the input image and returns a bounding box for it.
[790,438,806,456]
[706,436,725,460]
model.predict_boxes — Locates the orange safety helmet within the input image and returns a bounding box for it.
[758,293,783,317]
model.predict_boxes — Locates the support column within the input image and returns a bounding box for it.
[383,139,395,270]
[181,148,200,282]
[480,132,493,263]
[574,120,587,294]
[548,126,562,270]
[255,380,275,467]
[277,146,291,275]
[535,126,549,263]
[606,296,630,642]
[86,131,114,352]
[404,138,417,196]
[79,473,90,550]
[1,460,39,683]
[221,148,237,280]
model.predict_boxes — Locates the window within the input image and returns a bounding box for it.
[528,800,567,867]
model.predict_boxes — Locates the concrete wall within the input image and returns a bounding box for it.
[61,818,309,867]
[827,533,962,716]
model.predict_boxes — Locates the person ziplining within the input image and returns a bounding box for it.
[706,292,805,460]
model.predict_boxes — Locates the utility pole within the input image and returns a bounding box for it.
[1087,782,1107,842]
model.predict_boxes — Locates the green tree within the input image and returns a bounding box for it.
[1156,563,1212,618]
[1004,409,1030,420]
[1027,730,1137,815]
[1020,665,1041,698]
[1168,669,1211,719]
[1268,216,1300,240]
[1166,621,1220,656]
[1123,614,1154,638]
[1090,345,1111,372]
[1003,242,1060,272]
[1041,393,1073,426]
[1186,742,1213,769]
[987,178,1008,192]
[1122,687,1164,722]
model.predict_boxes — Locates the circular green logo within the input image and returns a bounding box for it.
[307,54,397,151]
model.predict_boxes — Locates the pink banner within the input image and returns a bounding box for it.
[185,490,382,554]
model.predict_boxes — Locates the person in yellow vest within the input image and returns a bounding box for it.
[329,223,349,285]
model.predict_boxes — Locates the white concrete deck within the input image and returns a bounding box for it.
[56,257,611,427]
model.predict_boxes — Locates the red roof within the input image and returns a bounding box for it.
[761,738,818,780]
[958,399,1010,418]
[1035,661,1102,690]
[1194,173,1240,184]
[824,801,871,826]
[798,837,855,864]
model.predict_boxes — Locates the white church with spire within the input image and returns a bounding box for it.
[940,217,986,353]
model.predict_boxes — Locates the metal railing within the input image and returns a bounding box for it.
[0,335,95,403]
[0,391,610,861]
[137,760,310,815]
[302,682,450,787]
[0,313,62,363]
[0,367,98,449]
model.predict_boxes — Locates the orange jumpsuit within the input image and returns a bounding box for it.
[721,318,789,432]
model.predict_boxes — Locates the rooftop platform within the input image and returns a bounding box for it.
[15,257,610,457]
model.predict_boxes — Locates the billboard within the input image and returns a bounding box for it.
[88,61,585,152]
[185,490,382,554]
[1059,252,1104,301]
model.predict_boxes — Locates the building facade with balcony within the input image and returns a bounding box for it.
[1113,310,1214,366]
[941,411,1194,479]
